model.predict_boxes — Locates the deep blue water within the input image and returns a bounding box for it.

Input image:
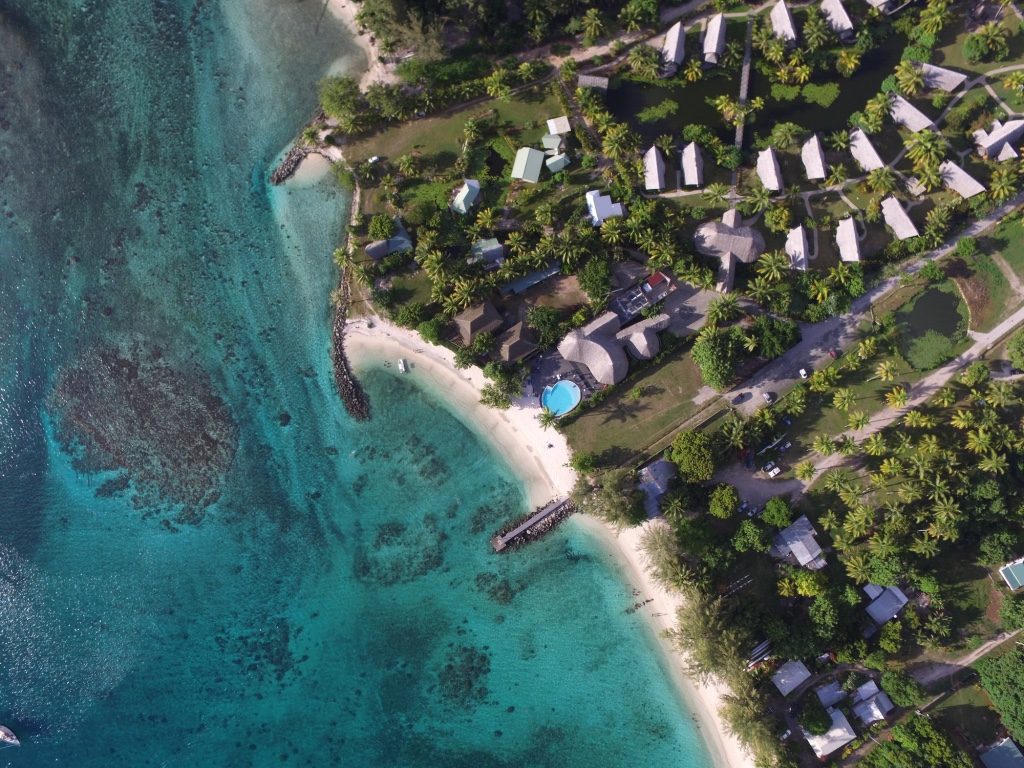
[0,1,715,766]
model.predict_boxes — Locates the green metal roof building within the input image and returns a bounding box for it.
[511,147,545,184]
[545,153,570,173]
[1000,558,1024,590]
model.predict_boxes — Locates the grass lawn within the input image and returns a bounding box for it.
[931,684,1003,750]
[561,345,705,465]
[981,214,1024,280]
[933,11,1024,75]
[947,251,1022,332]
[387,270,433,307]
[343,87,562,166]
[936,551,1002,648]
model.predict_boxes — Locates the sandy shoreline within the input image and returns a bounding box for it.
[324,0,399,90]
[343,315,755,768]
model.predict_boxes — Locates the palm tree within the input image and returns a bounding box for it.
[795,461,816,481]
[757,250,789,283]
[744,183,772,214]
[863,433,888,456]
[895,60,925,96]
[600,217,626,246]
[836,49,861,77]
[848,410,869,431]
[537,408,559,430]
[706,295,741,326]
[618,2,643,31]
[863,93,890,132]
[844,552,871,584]
[721,416,748,449]
[935,386,957,408]
[837,435,859,456]
[803,9,831,51]
[950,408,974,430]
[989,165,1018,203]
[808,367,838,393]
[628,45,661,80]
[581,7,605,41]
[704,182,731,207]
[809,278,831,304]
[885,385,908,408]
[966,427,994,455]
[813,434,837,456]
[917,163,943,194]
[856,337,877,360]
[683,59,704,83]
[979,452,1009,475]
[880,456,903,477]
[873,360,897,382]
[905,130,948,172]
[602,123,637,163]
[747,276,778,306]
[484,68,512,100]
[475,207,497,233]
[829,131,851,152]
[826,163,848,188]
[867,167,897,195]
[833,387,855,411]
[910,535,939,558]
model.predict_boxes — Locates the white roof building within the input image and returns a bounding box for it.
[851,680,895,725]
[805,709,857,759]
[801,133,828,181]
[836,217,861,262]
[770,0,798,42]
[939,160,985,198]
[772,659,812,696]
[880,196,919,240]
[786,225,809,270]
[546,115,571,135]
[821,0,854,36]
[773,515,825,569]
[866,585,909,625]
[451,179,481,215]
[974,119,1024,161]
[890,94,933,133]
[921,63,968,92]
[849,128,884,171]
[756,147,784,192]
[682,142,704,187]
[816,681,846,708]
[644,145,667,191]
[662,21,686,75]
[585,190,625,226]
[864,0,891,10]
[704,14,726,64]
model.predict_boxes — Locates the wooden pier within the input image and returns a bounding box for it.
[491,497,574,552]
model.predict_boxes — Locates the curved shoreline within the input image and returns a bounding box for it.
[342,315,755,768]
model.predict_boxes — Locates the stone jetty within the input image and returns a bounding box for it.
[491,498,575,552]
[332,273,370,421]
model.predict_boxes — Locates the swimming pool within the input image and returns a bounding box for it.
[541,380,582,416]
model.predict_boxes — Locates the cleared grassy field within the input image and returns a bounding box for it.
[930,684,1002,750]
[561,346,705,465]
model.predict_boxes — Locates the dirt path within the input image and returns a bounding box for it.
[993,253,1024,297]
[908,629,1023,687]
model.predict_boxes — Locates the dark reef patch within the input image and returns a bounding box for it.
[474,572,525,605]
[352,515,446,585]
[50,344,237,522]
[437,644,490,706]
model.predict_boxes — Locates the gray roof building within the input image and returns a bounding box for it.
[586,189,626,226]
[770,0,798,42]
[836,217,861,262]
[816,681,846,708]
[661,21,686,75]
[644,145,667,191]
[703,14,726,64]
[364,218,413,260]
[468,238,506,270]
[772,659,812,696]
[821,0,854,37]
[773,515,825,569]
[451,179,481,215]
[681,142,704,187]
[801,133,828,181]
[849,128,884,171]
[921,62,968,92]
[577,74,610,90]
[546,153,570,173]
[805,710,857,759]
[974,119,1024,161]
[511,147,545,183]
[981,738,1024,768]
[866,585,909,625]
[881,196,919,240]
[890,94,933,132]
[756,147,784,192]
[939,160,985,198]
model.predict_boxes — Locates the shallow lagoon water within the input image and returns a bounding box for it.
[0,1,714,766]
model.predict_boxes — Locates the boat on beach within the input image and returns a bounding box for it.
[397,358,408,373]
[0,725,20,748]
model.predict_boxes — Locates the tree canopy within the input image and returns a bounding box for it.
[978,650,1024,742]
[668,431,716,483]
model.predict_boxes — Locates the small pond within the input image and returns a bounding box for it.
[606,73,735,145]
[897,285,969,370]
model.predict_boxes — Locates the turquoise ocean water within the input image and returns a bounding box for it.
[0,1,715,765]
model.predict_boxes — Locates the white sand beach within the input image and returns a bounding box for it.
[325,0,400,90]
[343,315,755,768]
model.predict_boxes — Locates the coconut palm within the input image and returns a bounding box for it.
[863,433,888,456]
[917,162,943,194]
[706,295,741,326]
[809,278,831,304]
[934,386,957,408]
[895,60,925,96]
[537,408,559,430]
[863,93,890,131]
[757,250,790,283]
[979,452,1009,475]
[836,50,861,77]
[837,435,859,456]
[910,535,940,558]
[683,59,704,83]
[833,387,855,411]
[880,456,904,477]
[917,0,950,36]
[989,164,1018,203]
[747,276,778,306]
[966,426,995,455]
[873,360,897,382]
[803,8,831,51]
[826,163,848,188]
[950,408,974,430]
[813,434,837,456]
[905,130,948,171]
[744,183,773,214]
[885,385,908,408]
[848,410,869,431]
[581,7,605,41]
[844,552,872,583]
[602,122,637,163]
[628,44,661,79]
[867,167,897,195]
[475,207,497,233]
[794,461,816,482]
[721,416,748,449]
[704,182,731,207]
[1004,71,1024,98]
[484,68,512,100]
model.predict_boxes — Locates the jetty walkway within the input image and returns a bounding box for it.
[491,497,574,552]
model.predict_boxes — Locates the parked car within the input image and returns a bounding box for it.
[732,392,748,404]
[768,466,782,478]
[779,729,792,742]
[761,392,775,405]
[799,368,809,379]
[762,461,776,474]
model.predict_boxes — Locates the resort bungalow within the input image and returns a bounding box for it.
[756,147,784,192]
[821,0,855,40]
[546,153,570,173]
[454,301,503,346]
[585,189,626,226]
[772,515,826,570]
[939,160,986,198]
[661,21,686,76]
[801,133,828,181]
[836,217,861,262]
[541,133,564,153]
[496,322,539,363]
[921,62,968,92]
[785,224,809,270]
[863,0,893,14]
[816,681,846,708]
[451,179,481,215]
[770,0,798,43]
[557,311,670,385]
[639,458,677,518]
[577,74,610,91]
[851,681,895,726]
[981,737,1024,768]
[880,196,919,240]
[546,115,571,135]
[644,145,667,191]
[805,709,857,760]
[511,147,546,183]
[890,94,933,132]
[365,218,413,260]
[681,141,704,187]
[468,238,506,270]
[865,584,909,625]
[849,128,884,171]
[772,659,812,696]
[703,13,726,65]
[974,119,1024,161]
[695,209,766,291]
[1000,557,1024,590]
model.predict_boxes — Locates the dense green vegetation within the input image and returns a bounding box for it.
[860,716,971,768]
[977,649,1024,742]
